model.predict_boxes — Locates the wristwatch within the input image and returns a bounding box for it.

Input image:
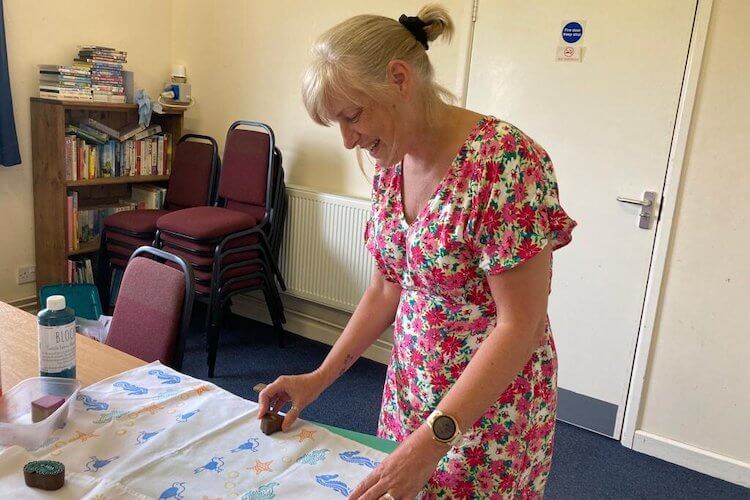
[426,410,462,447]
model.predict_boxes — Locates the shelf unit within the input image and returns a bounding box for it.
[30,97,184,291]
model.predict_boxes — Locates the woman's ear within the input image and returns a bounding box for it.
[386,60,412,96]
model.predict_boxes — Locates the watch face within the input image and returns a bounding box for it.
[433,415,457,440]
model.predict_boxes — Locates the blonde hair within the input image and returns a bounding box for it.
[301,4,455,128]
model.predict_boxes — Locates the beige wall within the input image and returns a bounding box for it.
[171,0,473,200]
[638,0,750,463]
[0,0,173,302]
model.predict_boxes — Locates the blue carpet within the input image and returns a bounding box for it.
[181,305,749,499]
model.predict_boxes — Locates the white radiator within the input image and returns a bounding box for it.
[280,186,374,312]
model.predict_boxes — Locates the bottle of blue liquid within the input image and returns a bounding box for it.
[37,295,76,378]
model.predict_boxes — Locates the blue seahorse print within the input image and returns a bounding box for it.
[240,482,279,500]
[158,482,186,500]
[315,474,351,497]
[176,409,200,422]
[148,369,181,385]
[136,428,165,444]
[113,381,149,395]
[77,394,109,411]
[194,456,224,474]
[339,450,381,469]
[230,438,260,453]
[93,409,130,424]
[296,448,330,465]
[85,455,119,472]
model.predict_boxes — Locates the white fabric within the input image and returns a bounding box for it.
[0,362,387,498]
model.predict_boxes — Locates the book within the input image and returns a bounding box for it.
[133,125,162,141]
[118,122,146,141]
[78,124,109,143]
[84,118,120,140]
[66,124,106,145]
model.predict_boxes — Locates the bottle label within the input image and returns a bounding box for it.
[38,322,76,374]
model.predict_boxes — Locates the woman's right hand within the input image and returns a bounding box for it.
[257,372,326,431]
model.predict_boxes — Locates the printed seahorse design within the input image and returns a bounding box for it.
[136,428,165,444]
[240,482,279,500]
[176,409,200,422]
[148,369,181,385]
[315,474,351,497]
[84,455,119,472]
[194,456,224,474]
[339,450,381,469]
[77,394,109,411]
[230,438,260,453]
[113,381,149,395]
[158,482,186,500]
[93,409,130,424]
[296,448,330,465]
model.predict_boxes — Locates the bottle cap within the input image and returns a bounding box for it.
[46,295,66,311]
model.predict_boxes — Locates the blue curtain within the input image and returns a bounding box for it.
[0,0,20,166]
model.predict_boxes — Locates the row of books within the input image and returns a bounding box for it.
[66,186,167,251]
[39,64,92,101]
[75,46,127,103]
[40,46,128,103]
[67,257,95,284]
[64,127,171,181]
[66,192,137,251]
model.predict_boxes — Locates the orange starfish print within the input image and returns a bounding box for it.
[248,459,273,475]
[68,431,99,444]
[295,428,317,442]
[193,385,212,396]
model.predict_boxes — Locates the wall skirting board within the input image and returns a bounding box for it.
[633,431,749,488]
[231,292,393,365]
[6,295,37,313]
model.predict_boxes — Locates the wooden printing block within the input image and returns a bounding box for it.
[31,395,65,423]
[260,412,284,435]
[23,460,65,490]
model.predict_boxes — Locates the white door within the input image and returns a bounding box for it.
[466,0,697,437]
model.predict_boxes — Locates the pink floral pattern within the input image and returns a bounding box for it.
[365,117,576,498]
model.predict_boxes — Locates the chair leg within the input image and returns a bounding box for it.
[207,297,223,378]
[96,235,112,308]
[262,286,285,348]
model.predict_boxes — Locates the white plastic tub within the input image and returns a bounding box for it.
[0,377,81,450]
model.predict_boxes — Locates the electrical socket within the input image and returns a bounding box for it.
[17,265,36,284]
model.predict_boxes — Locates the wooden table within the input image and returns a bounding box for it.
[0,301,144,392]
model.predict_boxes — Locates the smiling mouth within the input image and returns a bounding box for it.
[365,139,380,153]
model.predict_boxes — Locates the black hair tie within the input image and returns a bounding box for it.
[399,14,429,50]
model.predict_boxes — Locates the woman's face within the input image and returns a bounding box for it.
[329,60,418,167]
[332,94,402,167]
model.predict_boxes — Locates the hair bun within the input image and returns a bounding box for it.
[417,4,454,43]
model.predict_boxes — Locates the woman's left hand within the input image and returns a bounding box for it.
[349,425,448,500]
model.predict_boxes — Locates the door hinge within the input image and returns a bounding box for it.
[472,0,479,22]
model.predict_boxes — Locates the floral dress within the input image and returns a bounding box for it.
[365,116,576,499]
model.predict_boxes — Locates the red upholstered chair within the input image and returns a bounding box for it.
[155,121,287,377]
[97,134,219,306]
[105,246,195,370]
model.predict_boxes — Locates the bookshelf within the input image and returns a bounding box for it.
[30,97,184,292]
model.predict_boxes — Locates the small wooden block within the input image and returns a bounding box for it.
[31,395,65,423]
[23,460,65,490]
[260,413,283,435]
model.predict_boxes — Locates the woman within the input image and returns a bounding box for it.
[258,5,576,499]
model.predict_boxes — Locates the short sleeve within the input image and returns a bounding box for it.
[477,123,575,275]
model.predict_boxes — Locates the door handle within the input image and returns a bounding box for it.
[617,191,657,229]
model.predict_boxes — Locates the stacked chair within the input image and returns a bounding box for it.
[155,121,287,377]
[97,134,219,306]
[105,246,195,370]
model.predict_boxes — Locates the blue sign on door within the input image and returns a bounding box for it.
[562,22,584,44]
